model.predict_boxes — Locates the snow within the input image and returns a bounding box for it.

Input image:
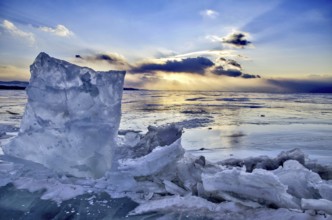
[0,53,331,219]
[2,52,126,178]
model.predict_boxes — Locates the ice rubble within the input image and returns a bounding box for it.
[202,168,300,209]
[0,53,332,219]
[2,52,126,178]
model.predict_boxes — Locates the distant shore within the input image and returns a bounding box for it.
[0,81,140,91]
[1,81,331,93]
[0,85,26,90]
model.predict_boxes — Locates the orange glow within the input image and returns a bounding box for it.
[129,72,267,91]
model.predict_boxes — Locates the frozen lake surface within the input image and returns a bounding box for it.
[122,90,332,164]
[1,90,332,164]
[1,89,332,219]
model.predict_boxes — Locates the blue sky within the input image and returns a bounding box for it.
[0,0,332,91]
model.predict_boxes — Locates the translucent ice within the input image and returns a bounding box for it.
[202,168,300,209]
[115,124,184,177]
[219,148,306,172]
[316,183,332,200]
[2,53,126,178]
[273,160,322,199]
[129,195,226,216]
[129,195,326,220]
[118,138,184,176]
[301,199,332,215]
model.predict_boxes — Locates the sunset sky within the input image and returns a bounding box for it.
[0,0,332,92]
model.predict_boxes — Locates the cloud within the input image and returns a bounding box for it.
[242,73,261,79]
[212,57,260,79]
[131,57,214,74]
[266,78,332,93]
[226,59,242,69]
[0,64,29,81]
[218,58,242,69]
[1,20,35,45]
[212,66,242,77]
[127,73,332,93]
[39,24,73,37]
[222,31,252,48]
[95,54,118,62]
[206,31,252,49]
[173,50,236,59]
[200,9,219,19]
[130,55,260,80]
[205,35,223,42]
[125,71,267,91]
[75,52,126,66]
[125,73,161,89]
[153,49,178,58]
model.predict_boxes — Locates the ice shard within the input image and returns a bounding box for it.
[2,52,126,178]
[202,168,300,209]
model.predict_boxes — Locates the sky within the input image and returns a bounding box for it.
[0,0,332,92]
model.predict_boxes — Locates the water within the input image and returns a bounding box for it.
[1,90,332,164]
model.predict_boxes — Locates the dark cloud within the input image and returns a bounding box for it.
[223,32,251,48]
[212,66,260,79]
[131,57,214,74]
[75,53,126,65]
[95,54,116,62]
[212,66,242,77]
[227,59,242,69]
[131,56,260,80]
[266,78,332,93]
[219,57,242,69]
[242,73,261,79]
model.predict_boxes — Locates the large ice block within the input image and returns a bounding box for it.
[3,52,126,178]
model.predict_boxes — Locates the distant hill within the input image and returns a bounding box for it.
[0,81,28,90]
[310,87,332,93]
[0,81,140,91]
[123,87,140,91]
